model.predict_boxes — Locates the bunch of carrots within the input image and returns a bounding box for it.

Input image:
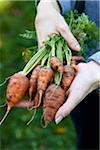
[0,11,99,127]
[0,35,84,127]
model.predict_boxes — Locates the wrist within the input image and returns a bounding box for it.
[37,0,61,13]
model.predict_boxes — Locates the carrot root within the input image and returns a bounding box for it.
[0,106,11,125]
[26,108,37,126]
[36,91,42,108]
[27,98,34,111]
[40,112,48,128]
[0,76,12,87]
[27,101,36,111]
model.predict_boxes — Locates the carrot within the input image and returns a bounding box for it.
[50,56,63,74]
[29,66,41,99]
[29,91,39,109]
[71,56,85,66]
[33,91,39,107]
[37,67,53,108]
[0,72,29,125]
[50,57,63,83]
[42,84,65,127]
[61,65,76,92]
[61,56,85,92]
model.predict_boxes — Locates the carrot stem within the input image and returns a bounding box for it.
[64,44,72,66]
[41,53,49,67]
[47,51,52,68]
[56,39,64,63]
[23,48,46,74]
[55,71,60,86]
[23,49,48,75]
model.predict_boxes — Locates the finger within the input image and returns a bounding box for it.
[55,73,90,124]
[37,31,59,49]
[55,91,82,124]
[58,17,80,51]
[15,100,34,108]
[36,23,58,48]
[55,84,92,125]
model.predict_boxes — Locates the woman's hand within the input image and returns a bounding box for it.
[35,0,80,50]
[55,61,100,124]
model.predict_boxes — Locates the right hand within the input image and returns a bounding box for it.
[35,0,80,50]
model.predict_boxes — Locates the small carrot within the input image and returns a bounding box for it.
[42,84,65,127]
[29,66,41,99]
[71,56,85,66]
[37,67,53,108]
[61,65,76,92]
[50,56,63,82]
[61,56,85,92]
[0,72,29,125]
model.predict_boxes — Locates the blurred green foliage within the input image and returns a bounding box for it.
[0,1,76,150]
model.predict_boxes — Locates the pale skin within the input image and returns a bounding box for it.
[16,0,100,124]
[35,0,80,50]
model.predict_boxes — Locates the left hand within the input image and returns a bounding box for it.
[55,61,100,124]
[35,0,80,50]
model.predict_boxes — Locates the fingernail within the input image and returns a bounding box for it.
[75,44,81,51]
[55,115,63,124]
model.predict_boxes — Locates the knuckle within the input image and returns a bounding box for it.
[69,38,79,47]
[59,25,68,33]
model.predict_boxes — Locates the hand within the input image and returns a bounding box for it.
[35,0,80,50]
[55,61,100,124]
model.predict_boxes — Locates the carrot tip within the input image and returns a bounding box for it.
[33,91,43,108]
[27,99,34,111]
[40,113,48,128]
[27,106,34,111]
[26,108,37,126]
[0,106,11,125]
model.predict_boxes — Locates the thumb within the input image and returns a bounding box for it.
[58,18,80,51]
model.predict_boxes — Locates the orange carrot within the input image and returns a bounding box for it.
[71,56,85,65]
[42,84,65,127]
[0,72,29,125]
[61,65,76,92]
[29,66,41,99]
[37,68,53,108]
[33,91,39,107]
[50,57,63,80]
[61,56,85,92]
